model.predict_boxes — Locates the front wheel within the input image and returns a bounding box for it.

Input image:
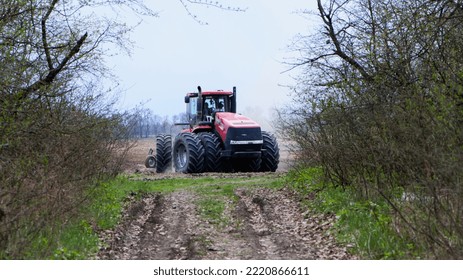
[198,132,223,172]
[173,133,205,173]
[259,131,279,172]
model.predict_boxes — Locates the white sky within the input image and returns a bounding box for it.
[111,0,318,129]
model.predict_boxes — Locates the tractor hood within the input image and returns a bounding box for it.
[214,112,263,156]
[214,112,260,131]
[214,112,262,145]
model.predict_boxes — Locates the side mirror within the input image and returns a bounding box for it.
[185,96,190,103]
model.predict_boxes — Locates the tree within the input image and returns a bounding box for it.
[280,0,463,258]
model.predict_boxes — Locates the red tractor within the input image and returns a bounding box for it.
[145,86,279,173]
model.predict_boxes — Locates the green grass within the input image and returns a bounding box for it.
[194,182,239,226]
[14,217,101,259]
[314,187,417,259]
[287,167,422,259]
[51,220,100,260]
[192,174,284,227]
[42,173,283,259]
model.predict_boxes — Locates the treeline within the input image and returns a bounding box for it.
[280,0,463,258]
[0,0,154,258]
[130,110,186,138]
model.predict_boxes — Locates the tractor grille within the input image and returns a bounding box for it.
[225,127,262,153]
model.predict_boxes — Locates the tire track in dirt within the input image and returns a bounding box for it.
[97,185,354,260]
[231,188,351,259]
[99,191,208,259]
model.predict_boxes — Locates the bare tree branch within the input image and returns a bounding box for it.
[25,32,88,95]
[317,0,373,82]
[179,0,246,25]
[41,0,59,71]
[282,52,337,74]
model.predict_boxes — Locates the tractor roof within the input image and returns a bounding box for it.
[187,90,233,97]
[202,90,233,96]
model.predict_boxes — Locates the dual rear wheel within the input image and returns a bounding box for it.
[172,133,204,173]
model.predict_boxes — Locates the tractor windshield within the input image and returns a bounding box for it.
[202,96,229,122]
[203,96,228,114]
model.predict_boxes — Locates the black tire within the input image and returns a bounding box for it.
[259,131,280,172]
[156,134,172,173]
[144,155,156,168]
[173,132,205,173]
[198,132,223,172]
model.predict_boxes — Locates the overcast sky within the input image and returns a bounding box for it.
[110,0,318,129]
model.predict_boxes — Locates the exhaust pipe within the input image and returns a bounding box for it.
[231,86,237,113]
[197,86,203,120]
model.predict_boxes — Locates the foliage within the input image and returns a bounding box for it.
[0,0,154,259]
[288,168,422,259]
[280,0,463,258]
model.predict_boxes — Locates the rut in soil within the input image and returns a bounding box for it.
[98,187,354,260]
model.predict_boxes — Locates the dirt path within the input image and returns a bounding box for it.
[98,138,354,260]
[97,184,354,260]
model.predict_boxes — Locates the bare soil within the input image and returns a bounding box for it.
[97,138,355,260]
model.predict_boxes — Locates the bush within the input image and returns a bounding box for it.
[0,89,134,258]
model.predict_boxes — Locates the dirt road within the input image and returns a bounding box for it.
[97,186,353,260]
[97,139,354,260]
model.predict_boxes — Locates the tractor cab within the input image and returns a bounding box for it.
[184,86,236,128]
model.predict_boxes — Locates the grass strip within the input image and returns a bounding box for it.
[287,167,423,259]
